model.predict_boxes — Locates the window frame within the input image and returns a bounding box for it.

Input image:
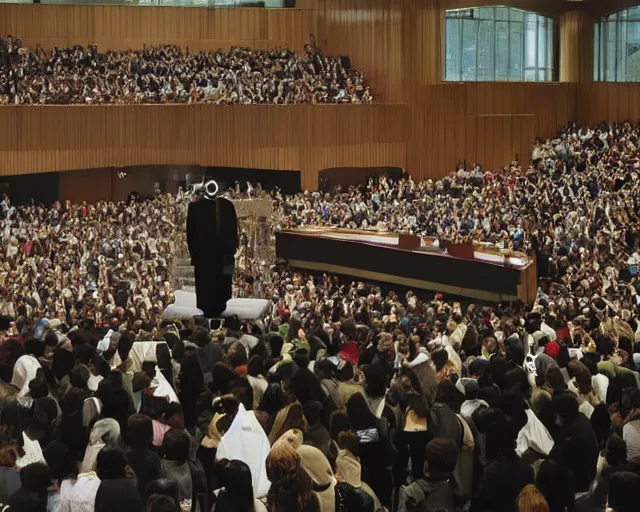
[594,8,640,82]
[444,5,556,82]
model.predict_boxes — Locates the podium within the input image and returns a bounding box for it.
[162,290,272,323]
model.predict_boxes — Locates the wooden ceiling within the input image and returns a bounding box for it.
[443,0,640,18]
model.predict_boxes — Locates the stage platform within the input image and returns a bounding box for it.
[276,228,537,304]
[162,290,272,321]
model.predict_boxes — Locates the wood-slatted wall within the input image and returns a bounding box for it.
[0,4,314,52]
[0,1,618,188]
[0,104,406,190]
[577,83,640,126]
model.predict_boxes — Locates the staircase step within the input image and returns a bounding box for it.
[175,266,195,278]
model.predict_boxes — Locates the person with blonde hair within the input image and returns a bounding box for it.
[517,484,550,512]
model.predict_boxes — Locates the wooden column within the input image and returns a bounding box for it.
[559,10,594,83]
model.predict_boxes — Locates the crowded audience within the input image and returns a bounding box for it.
[2,122,640,511]
[0,36,372,105]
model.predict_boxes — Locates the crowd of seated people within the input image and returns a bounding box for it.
[2,122,640,511]
[0,36,372,105]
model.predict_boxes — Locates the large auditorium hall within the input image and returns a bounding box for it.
[1,1,640,512]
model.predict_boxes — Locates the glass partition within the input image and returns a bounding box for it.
[594,7,640,81]
[445,6,555,82]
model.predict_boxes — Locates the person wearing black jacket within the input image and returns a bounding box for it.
[471,410,534,512]
[550,391,599,494]
[94,448,145,512]
[186,181,239,318]
[125,414,165,503]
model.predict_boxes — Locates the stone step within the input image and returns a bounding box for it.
[175,258,191,267]
[175,265,195,278]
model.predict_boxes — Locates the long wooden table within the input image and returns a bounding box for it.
[275,228,537,304]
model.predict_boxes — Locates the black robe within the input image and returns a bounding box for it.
[186,197,239,317]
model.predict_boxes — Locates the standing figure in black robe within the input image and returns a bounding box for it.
[186,181,239,317]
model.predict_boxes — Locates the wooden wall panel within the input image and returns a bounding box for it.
[58,167,113,204]
[0,2,594,188]
[0,4,313,52]
[559,11,594,83]
[578,83,640,126]
[407,83,576,181]
[316,0,404,102]
[0,105,406,191]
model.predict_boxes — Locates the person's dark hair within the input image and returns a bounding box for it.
[292,348,310,369]
[59,386,87,416]
[163,332,180,352]
[227,342,248,369]
[161,428,190,463]
[605,434,627,466]
[191,326,210,348]
[434,379,464,412]
[619,336,633,356]
[329,408,351,441]
[287,367,326,406]
[147,494,180,512]
[553,391,579,420]
[545,366,568,392]
[52,347,75,382]
[482,408,518,461]
[477,384,501,408]
[156,343,173,385]
[424,438,458,478]
[258,383,285,415]
[24,338,45,358]
[431,349,449,372]
[117,332,135,362]
[314,359,335,381]
[127,414,153,450]
[20,462,51,492]
[215,460,255,512]
[536,460,575,512]
[69,364,90,389]
[609,471,640,512]
[556,344,570,368]
[28,371,49,399]
[337,430,358,456]
[247,355,265,378]
[146,479,180,505]
[179,351,204,396]
[42,441,76,482]
[171,337,185,363]
[404,391,429,419]
[498,391,528,432]
[302,400,324,427]
[44,332,59,348]
[229,378,254,411]
[73,344,95,365]
[96,447,128,480]
[210,363,237,396]
[346,392,377,431]
[363,364,387,398]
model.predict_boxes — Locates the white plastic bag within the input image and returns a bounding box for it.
[516,409,554,457]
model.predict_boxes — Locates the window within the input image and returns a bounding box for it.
[595,7,640,81]
[445,6,555,82]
